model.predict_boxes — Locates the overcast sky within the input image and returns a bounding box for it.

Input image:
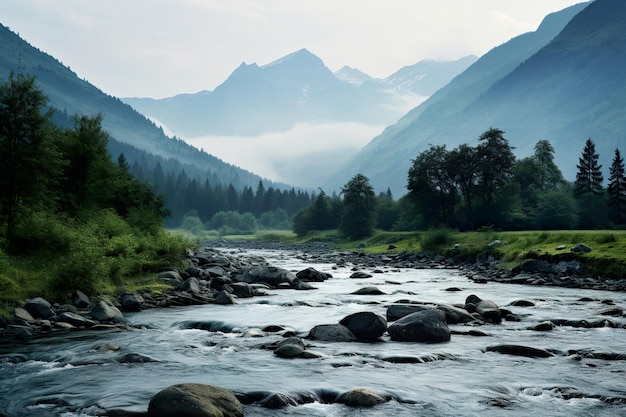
[0,1,585,99]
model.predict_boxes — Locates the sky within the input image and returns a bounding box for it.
[0,0,586,99]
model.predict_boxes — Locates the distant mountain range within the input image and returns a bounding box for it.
[324,0,626,196]
[0,23,275,191]
[122,51,477,138]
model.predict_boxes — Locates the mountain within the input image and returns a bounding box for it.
[374,55,478,96]
[0,23,276,191]
[123,50,475,138]
[323,1,601,196]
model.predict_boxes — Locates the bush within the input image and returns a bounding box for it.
[421,228,453,252]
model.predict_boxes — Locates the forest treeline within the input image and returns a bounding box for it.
[292,128,626,237]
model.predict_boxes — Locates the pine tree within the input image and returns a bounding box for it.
[608,148,626,223]
[574,138,603,195]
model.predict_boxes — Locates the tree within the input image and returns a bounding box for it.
[534,188,579,230]
[339,174,377,239]
[448,144,478,228]
[608,148,626,224]
[0,72,60,246]
[574,138,603,196]
[407,145,456,227]
[476,128,516,207]
[533,139,565,192]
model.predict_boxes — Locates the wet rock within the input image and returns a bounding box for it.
[339,312,387,342]
[24,297,56,320]
[386,303,433,322]
[351,286,385,295]
[148,383,243,417]
[475,299,502,324]
[72,290,91,309]
[118,352,159,363]
[209,276,232,291]
[90,301,124,322]
[258,392,298,408]
[485,344,555,358]
[599,307,623,316]
[436,304,477,324]
[274,337,306,358]
[228,282,254,298]
[57,312,96,328]
[157,270,182,281]
[120,293,144,312]
[510,299,535,307]
[350,271,372,279]
[338,388,387,407]
[180,277,200,294]
[529,321,555,331]
[308,324,357,342]
[215,290,237,305]
[236,265,295,288]
[387,309,450,343]
[13,307,35,322]
[296,267,332,282]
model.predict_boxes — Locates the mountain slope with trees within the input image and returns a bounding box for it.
[323,2,595,196]
[0,22,278,192]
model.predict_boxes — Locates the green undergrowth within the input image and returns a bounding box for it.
[1,214,195,317]
[334,229,626,280]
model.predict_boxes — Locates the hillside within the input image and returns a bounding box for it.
[0,23,275,191]
[123,51,475,138]
[323,2,593,196]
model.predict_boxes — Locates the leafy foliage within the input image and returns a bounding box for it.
[339,174,377,239]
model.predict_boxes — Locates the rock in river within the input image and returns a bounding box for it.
[148,383,243,417]
[387,309,450,343]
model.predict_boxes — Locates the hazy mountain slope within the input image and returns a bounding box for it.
[0,23,272,190]
[124,50,474,138]
[323,2,591,196]
[377,55,477,96]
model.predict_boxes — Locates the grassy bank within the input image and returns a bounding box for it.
[0,225,195,317]
[203,228,626,280]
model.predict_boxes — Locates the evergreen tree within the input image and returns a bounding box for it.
[339,174,377,239]
[574,138,603,195]
[0,72,61,246]
[533,139,565,192]
[608,148,626,223]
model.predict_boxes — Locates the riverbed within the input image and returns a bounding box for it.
[1,246,625,416]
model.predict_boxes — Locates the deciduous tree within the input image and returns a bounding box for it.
[340,174,377,239]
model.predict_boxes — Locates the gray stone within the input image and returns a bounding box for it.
[351,286,385,295]
[90,301,123,322]
[120,293,144,312]
[387,309,450,343]
[339,312,387,342]
[180,277,200,294]
[308,324,357,342]
[350,271,373,279]
[296,267,332,282]
[571,243,592,253]
[24,297,56,320]
[215,290,237,305]
[57,312,96,328]
[338,388,387,407]
[148,383,243,417]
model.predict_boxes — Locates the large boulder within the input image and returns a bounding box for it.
[296,267,332,282]
[308,324,357,342]
[475,300,502,324]
[339,312,387,342]
[24,297,56,320]
[120,293,144,312]
[387,309,450,343]
[236,265,295,288]
[57,312,95,328]
[148,383,243,417]
[338,388,387,407]
[89,301,123,322]
[180,277,201,294]
[386,304,433,322]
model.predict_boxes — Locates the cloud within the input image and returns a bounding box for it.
[185,122,385,188]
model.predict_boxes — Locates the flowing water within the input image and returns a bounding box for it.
[1,247,625,416]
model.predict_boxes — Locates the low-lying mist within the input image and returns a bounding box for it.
[184,122,385,188]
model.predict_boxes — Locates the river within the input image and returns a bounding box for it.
[1,247,625,416]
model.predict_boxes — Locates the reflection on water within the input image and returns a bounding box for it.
[1,248,625,416]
